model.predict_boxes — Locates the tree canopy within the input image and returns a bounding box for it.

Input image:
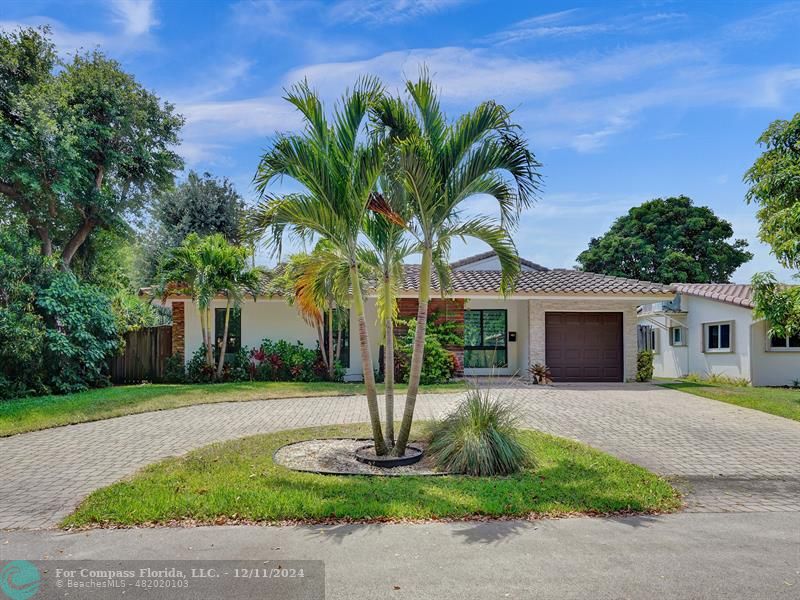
[575,196,752,284]
[138,171,250,285]
[745,112,800,270]
[0,26,183,268]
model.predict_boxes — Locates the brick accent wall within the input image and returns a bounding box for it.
[528,299,640,381]
[395,298,465,374]
[171,301,185,358]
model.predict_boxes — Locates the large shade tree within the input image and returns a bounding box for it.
[745,113,800,338]
[252,78,390,454]
[0,27,183,269]
[370,71,541,455]
[576,196,752,284]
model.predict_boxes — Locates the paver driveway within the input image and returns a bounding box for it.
[1,383,799,529]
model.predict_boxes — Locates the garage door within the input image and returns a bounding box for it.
[545,312,623,382]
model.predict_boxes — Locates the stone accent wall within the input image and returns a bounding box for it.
[171,301,185,358]
[528,299,640,381]
[396,298,465,374]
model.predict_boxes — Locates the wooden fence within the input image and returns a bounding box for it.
[110,326,173,384]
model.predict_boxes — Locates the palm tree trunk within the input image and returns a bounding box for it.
[383,272,395,448]
[205,308,214,367]
[393,246,432,456]
[216,299,231,380]
[327,305,334,379]
[198,305,207,364]
[350,264,387,455]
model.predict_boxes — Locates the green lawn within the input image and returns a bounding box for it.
[659,380,800,421]
[62,423,680,528]
[0,381,466,437]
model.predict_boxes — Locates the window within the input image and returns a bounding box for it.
[214,308,241,357]
[464,309,507,368]
[323,309,350,367]
[704,322,732,352]
[638,325,658,352]
[669,327,686,347]
[768,333,800,352]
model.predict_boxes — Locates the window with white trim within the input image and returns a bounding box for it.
[669,326,686,347]
[768,333,800,351]
[704,321,732,352]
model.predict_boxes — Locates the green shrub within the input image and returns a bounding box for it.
[186,345,250,383]
[251,339,336,382]
[426,388,531,476]
[636,350,654,382]
[161,354,186,383]
[395,318,457,385]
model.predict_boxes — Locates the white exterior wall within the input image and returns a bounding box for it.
[528,298,641,382]
[643,313,689,378]
[683,296,753,382]
[462,298,529,377]
[750,320,800,386]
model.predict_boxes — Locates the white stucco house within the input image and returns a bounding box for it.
[161,251,674,382]
[638,283,800,386]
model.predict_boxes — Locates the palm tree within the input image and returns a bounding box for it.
[210,238,263,379]
[252,77,390,454]
[360,184,415,448]
[371,70,541,455]
[158,233,215,368]
[274,243,350,379]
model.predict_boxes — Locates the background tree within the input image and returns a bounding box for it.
[0,27,183,269]
[576,196,752,284]
[138,171,251,285]
[745,113,800,337]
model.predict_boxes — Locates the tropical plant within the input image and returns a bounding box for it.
[394,317,457,385]
[252,77,390,454]
[158,233,261,379]
[370,69,540,455]
[529,363,553,384]
[426,387,531,476]
[359,175,416,447]
[269,244,350,379]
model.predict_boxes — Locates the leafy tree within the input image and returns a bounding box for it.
[371,70,539,455]
[745,114,800,337]
[0,27,183,269]
[138,171,251,284]
[252,77,390,454]
[576,196,752,284]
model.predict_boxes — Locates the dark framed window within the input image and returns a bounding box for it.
[324,309,350,368]
[769,333,800,351]
[215,308,241,356]
[704,322,731,352]
[464,309,507,368]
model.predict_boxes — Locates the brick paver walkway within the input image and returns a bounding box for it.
[1,383,798,529]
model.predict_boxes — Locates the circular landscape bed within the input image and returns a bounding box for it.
[274,439,437,476]
[62,423,681,528]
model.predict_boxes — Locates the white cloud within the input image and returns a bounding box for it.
[110,0,158,36]
[330,0,467,24]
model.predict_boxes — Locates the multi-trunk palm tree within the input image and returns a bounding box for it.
[252,77,391,454]
[370,71,541,455]
[159,233,262,380]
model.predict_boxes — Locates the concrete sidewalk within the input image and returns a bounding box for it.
[2,513,798,599]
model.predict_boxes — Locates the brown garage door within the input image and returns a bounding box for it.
[545,312,623,382]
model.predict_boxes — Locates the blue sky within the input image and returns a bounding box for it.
[3,0,799,281]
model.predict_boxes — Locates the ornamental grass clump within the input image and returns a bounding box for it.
[427,388,532,476]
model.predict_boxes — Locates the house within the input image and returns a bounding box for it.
[162,251,673,382]
[638,283,800,386]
